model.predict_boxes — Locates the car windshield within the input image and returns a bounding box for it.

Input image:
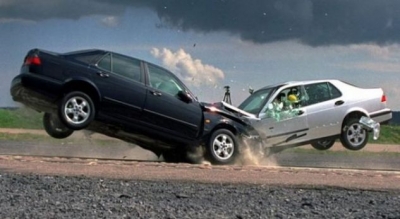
[238,87,275,114]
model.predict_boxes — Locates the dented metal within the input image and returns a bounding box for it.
[359,116,381,140]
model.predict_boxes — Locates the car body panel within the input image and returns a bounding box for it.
[143,90,203,140]
[236,79,392,148]
[10,48,255,156]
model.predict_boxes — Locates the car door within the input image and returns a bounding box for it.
[253,85,309,146]
[142,63,203,140]
[303,82,345,139]
[94,53,147,122]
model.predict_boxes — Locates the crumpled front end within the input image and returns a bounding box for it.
[201,101,264,153]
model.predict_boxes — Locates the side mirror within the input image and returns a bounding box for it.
[177,90,193,103]
[249,86,254,94]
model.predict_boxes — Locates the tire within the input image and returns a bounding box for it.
[340,118,369,150]
[43,113,74,139]
[311,139,335,151]
[58,91,95,130]
[207,129,239,165]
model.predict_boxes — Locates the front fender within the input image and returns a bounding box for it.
[201,111,259,144]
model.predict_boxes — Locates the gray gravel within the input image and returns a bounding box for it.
[1,173,400,219]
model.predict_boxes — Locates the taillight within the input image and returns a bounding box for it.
[24,56,41,65]
[381,94,387,102]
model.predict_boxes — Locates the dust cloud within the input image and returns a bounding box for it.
[235,140,279,167]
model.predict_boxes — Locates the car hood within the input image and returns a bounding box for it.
[201,101,258,120]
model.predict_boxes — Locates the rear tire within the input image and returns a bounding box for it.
[43,113,74,139]
[59,91,95,130]
[311,139,335,151]
[207,129,239,165]
[340,118,369,151]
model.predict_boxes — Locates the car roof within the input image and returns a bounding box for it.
[258,79,342,90]
[63,49,139,60]
[63,48,149,65]
[62,49,106,55]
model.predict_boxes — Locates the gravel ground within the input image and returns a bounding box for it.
[0,172,400,219]
[1,128,400,218]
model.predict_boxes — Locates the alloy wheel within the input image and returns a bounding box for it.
[345,123,366,147]
[212,133,235,160]
[64,96,91,125]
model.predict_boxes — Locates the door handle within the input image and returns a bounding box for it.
[97,72,109,78]
[150,90,162,96]
[335,100,344,106]
[297,110,304,116]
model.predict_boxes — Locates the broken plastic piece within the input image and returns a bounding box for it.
[359,116,380,140]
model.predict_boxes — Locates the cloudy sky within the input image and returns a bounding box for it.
[1,0,400,110]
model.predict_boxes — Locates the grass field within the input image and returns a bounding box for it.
[0,107,399,144]
[0,108,43,129]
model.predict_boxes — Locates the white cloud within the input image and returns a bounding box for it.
[151,48,224,87]
[100,16,119,27]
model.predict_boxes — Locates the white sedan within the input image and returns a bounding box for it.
[232,79,392,151]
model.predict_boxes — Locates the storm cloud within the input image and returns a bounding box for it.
[2,0,400,46]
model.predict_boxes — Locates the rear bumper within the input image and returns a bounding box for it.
[10,74,60,113]
[369,108,392,124]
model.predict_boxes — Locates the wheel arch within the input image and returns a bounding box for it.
[341,109,368,129]
[201,122,238,145]
[61,78,101,107]
[210,123,239,138]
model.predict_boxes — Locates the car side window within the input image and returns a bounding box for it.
[147,64,183,96]
[111,54,142,82]
[69,52,104,65]
[261,86,305,121]
[97,54,111,72]
[328,82,342,99]
[304,82,340,105]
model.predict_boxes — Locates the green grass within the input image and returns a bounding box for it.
[288,147,400,157]
[0,108,43,129]
[370,125,400,144]
[0,132,123,146]
[0,108,399,144]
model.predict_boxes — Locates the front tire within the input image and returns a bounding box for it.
[340,118,369,150]
[43,113,74,139]
[311,139,335,151]
[59,91,95,130]
[208,129,239,165]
